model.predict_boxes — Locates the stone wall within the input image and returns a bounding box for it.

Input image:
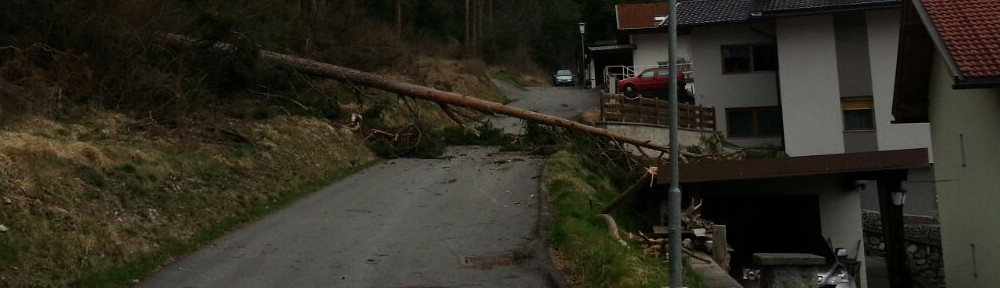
[862,210,945,283]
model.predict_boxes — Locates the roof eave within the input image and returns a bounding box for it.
[678,20,752,28]
[953,77,1000,89]
[758,2,901,18]
[909,0,966,81]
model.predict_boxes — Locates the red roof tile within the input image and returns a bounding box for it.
[616,3,669,30]
[920,0,1000,79]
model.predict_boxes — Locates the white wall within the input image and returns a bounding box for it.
[689,25,782,148]
[630,33,692,68]
[818,179,869,288]
[928,54,1000,288]
[866,9,934,161]
[777,15,845,156]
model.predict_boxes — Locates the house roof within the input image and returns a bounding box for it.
[616,3,669,30]
[917,0,1000,81]
[677,0,755,26]
[667,0,901,28]
[655,149,928,184]
[891,0,1000,123]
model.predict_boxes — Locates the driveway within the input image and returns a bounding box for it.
[138,82,599,288]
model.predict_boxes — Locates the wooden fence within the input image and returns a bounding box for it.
[600,94,716,131]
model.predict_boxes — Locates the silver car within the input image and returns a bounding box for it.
[552,70,574,86]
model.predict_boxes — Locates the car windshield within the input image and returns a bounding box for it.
[556,70,572,76]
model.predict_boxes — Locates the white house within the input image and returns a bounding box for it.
[613,0,943,287]
[892,0,1000,287]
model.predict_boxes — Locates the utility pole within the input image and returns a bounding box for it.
[666,0,682,286]
[578,22,586,88]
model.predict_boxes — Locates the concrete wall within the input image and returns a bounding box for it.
[603,124,714,155]
[689,25,781,148]
[630,33,692,69]
[928,54,1000,288]
[815,177,869,288]
[834,13,874,99]
[777,15,845,156]
[867,9,934,160]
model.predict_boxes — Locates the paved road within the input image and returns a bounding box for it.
[138,83,599,288]
[490,80,601,134]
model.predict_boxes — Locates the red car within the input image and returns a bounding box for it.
[617,67,685,97]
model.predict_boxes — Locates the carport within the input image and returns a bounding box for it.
[586,42,635,91]
[656,148,929,287]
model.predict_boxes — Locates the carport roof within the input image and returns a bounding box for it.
[656,148,929,183]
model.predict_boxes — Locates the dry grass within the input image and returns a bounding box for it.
[0,53,511,286]
[0,111,375,287]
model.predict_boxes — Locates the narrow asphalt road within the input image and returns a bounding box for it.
[490,80,601,134]
[138,83,600,288]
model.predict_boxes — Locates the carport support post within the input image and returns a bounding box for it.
[666,0,682,287]
[877,172,913,288]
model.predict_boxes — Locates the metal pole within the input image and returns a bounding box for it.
[666,0,682,286]
[580,32,586,87]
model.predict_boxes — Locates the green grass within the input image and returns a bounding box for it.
[545,150,705,288]
[71,159,380,287]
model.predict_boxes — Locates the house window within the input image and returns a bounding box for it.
[722,45,751,73]
[721,44,777,74]
[842,98,875,131]
[726,106,782,137]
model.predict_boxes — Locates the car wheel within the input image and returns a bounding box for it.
[624,84,637,97]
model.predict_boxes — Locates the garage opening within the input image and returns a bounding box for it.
[701,194,832,276]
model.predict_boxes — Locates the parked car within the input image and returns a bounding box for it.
[617,67,692,103]
[552,70,575,86]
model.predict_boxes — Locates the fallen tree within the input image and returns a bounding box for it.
[158,34,689,158]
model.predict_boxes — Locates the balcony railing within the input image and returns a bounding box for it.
[600,94,716,132]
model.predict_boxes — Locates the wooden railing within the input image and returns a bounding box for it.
[600,94,716,131]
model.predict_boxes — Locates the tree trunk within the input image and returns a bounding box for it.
[465,0,470,50]
[396,0,402,37]
[157,34,678,155]
[477,0,484,55]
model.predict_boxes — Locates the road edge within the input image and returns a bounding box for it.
[534,157,572,288]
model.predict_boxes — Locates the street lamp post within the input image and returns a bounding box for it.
[578,22,586,88]
[665,0,682,287]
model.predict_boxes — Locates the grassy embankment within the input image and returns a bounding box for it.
[544,150,706,288]
[0,55,505,287]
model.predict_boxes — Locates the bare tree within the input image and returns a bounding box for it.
[465,0,471,51]
[396,0,403,36]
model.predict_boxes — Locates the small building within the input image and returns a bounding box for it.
[891,0,1000,287]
